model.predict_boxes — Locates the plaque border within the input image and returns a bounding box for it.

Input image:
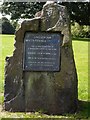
[23,31,62,72]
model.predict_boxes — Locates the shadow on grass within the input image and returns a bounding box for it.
[72,38,90,42]
[75,100,90,119]
[0,100,90,120]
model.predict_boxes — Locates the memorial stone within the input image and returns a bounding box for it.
[4,2,78,114]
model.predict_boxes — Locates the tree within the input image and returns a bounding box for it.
[1,2,44,20]
[1,2,90,25]
[61,2,90,25]
[2,17,15,34]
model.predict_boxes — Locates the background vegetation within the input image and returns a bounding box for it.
[1,17,15,34]
[1,2,89,25]
[1,2,90,38]
[71,22,90,38]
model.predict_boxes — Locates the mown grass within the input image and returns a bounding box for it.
[72,39,88,101]
[0,35,14,93]
[0,35,89,119]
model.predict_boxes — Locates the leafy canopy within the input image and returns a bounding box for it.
[1,2,90,25]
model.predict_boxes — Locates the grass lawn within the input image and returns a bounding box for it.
[0,35,89,119]
[72,39,88,101]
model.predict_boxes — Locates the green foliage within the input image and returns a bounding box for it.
[1,2,90,25]
[71,22,90,38]
[61,2,90,25]
[1,2,44,20]
[11,20,18,30]
[1,17,15,34]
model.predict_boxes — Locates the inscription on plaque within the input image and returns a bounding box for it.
[23,32,61,71]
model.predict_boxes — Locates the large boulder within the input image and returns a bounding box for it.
[4,2,78,115]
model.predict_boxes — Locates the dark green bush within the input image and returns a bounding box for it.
[2,17,15,34]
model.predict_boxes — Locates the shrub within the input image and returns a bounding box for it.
[71,22,90,38]
[2,17,15,34]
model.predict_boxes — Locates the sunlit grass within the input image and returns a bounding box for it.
[72,40,88,101]
[0,35,14,94]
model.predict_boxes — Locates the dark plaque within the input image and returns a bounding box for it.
[23,32,61,71]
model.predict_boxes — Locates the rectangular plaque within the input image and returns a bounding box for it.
[23,32,61,71]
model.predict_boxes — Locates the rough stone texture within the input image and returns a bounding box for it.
[4,18,40,111]
[4,2,78,114]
